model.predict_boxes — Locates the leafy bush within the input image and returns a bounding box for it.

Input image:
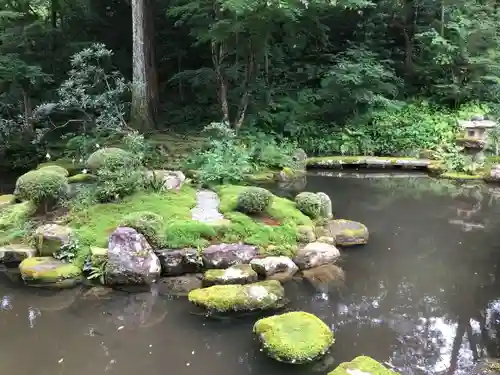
[93,151,144,202]
[38,165,69,177]
[184,122,252,185]
[120,211,164,247]
[295,192,322,218]
[14,169,69,205]
[236,187,273,214]
[86,147,131,171]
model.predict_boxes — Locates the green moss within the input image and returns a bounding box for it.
[67,185,197,247]
[439,172,483,180]
[253,311,334,363]
[38,165,69,177]
[68,173,96,183]
[90,246,107,266]
[188,280,285,313]
[163,220,216,248]
[328,356,399,375]
[19,257,83,288]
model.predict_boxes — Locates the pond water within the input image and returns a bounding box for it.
[2,174,500,375]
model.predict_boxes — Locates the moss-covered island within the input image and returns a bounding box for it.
[328,356,400,375]
[253,311,334,363]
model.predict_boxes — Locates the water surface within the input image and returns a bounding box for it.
[2,174,500,375]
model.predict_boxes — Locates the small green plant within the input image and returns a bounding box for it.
[14,169,69,208]
[236,187,273,214]
[295,192,322,218]
[53,238,80,263]
[88,260,108,284]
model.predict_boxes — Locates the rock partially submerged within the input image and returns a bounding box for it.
[202,243,259,269]
[34,224,73,256]
[327,219,369,246]
[203,264,258,287]
[105,227,161,286]
[155,248,202,276]
[253,311,334,364]
[294,242,340,270]
[328,356,399,375]
[19,257,82,288]
[0,244,36,265]
[250,256,298,278]
[158,274,203,296]
[188,280,286,313]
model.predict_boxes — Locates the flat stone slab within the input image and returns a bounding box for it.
[307,156,431,169]
[191,189,224,223]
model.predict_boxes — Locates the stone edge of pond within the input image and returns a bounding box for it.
[306,156,500,184]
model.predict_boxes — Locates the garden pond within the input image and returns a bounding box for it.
[2,172,500,375]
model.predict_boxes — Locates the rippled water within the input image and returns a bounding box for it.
[2,174,500,375]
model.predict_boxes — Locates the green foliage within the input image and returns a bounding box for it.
[295,192,322,219]
[119,211,164,247]
[163,220,216,248]
[14,169,69,205]
[236,187,273,214]
[86,147,131,171]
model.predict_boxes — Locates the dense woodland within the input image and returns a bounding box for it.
[1,0,500,171]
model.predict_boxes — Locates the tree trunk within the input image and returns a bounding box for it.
[212,0,230,125]
[131,0,156,130]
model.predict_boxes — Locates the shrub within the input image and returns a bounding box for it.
[120,211,164,247]
[14,169,69,205]
[86,147,131,171]
[93,151,144,202]
[295,192,322,218]
[236,187,273,214]
[38,165,69,177]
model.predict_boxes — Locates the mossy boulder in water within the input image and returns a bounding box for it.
[19,257,83,288]
[327,219,369,246]
[250,256,298,278]
[253,311,334,363]
[34,224,74,256]
[188,280,285,313]
[328,356,399,375]
[203,264,258,287]
[0,244,37,265]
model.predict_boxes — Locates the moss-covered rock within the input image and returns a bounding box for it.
[188,280,286,313]
[34,224,74,256]
[326,219,369,246]
[328,356,399,375]
[0,194,15,208]
[203,264,258,287]
[295,192,322,218]
[297,225,316,243]
[253,311,334,363]
[68,173,96,183]
[19,257,83,288]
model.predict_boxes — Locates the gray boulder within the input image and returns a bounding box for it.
[294,242,340,270]
[157,274,203,296]
[155,248,202,276]
[0,244,36,265]
[202,243,259,269]
[34,223,73,256]
[145,170,185,190]
[106,227,161,286]
[250,256,298,278]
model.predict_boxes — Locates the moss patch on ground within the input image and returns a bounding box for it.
[253,311,334,363]
[214,185,312,256]
[67,185,198,247]
[328,356,399,375]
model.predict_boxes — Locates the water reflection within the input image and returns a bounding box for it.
[1,175,500,375]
